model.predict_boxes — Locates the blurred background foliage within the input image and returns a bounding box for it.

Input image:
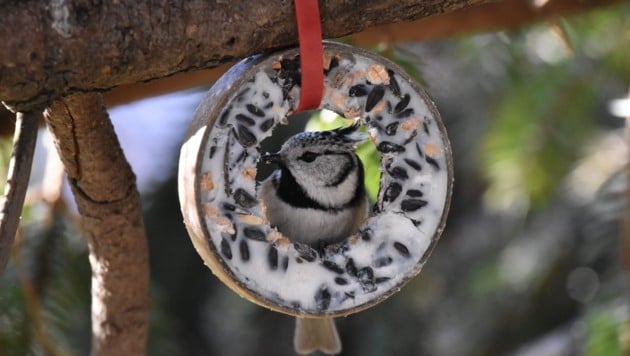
[1,3,629,355]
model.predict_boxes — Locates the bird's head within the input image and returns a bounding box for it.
[262,123,368,189]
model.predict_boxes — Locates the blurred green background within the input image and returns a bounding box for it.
[1,4,629,356]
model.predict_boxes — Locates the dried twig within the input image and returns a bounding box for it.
[0,110,39,275]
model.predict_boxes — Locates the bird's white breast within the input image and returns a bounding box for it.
[259,177,366,245]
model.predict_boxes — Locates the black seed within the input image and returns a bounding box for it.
[235,125,257,147]
[360,229,372,241]
[404,158,422,171]
[246,104,265,117]
[349,84,368,97]
[385,122,399,136]
[235,113,255,126]
[394,94,410,114]
[282,256,289,271]
[388,69,401,97]
[394,242,411,257]
[222,203,236,212]
[383,182,402,203]
[388,166,409,180]
[233,188,257,208]
[374,256,393,267]
[243,226,266,241]
[358,267,374,282]
[322,260,344,274]
[234,150,247,164]
[407,189,424,197]
[426,156,440,170]
[346,258,358,277]
[236,87,251,102]
[401,199,428,212]
[294,243,316,262]
[239,240,250,261]
[335,277,348,285]
[219,106,232,126]
[423,121,430,135]
[365,85,385,112]
[222,232,236,242]
[375,277,391,284]
[358,267,376,291]
[220,238,232,260]
[264,101,274,109]
[268,246,278,270]
[403,130,418,145]
[209,146,217,159]
[396,107,415,119]
[386,101,392,114]
[344,291,355,299]
[262,91,270,99]
[415,142,425,157]
[375,115,383,121]
[281,56,300,70]
[377,142,405,153]
[260,118,274,132]
[324,56,339,74]
[411,219,422,227]
[315,286,331,310]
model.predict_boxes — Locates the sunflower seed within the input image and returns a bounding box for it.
[220,238,232,260]
[394,242,410,257]
[401,199,428,212]
[246,104,265,117]
[365,85,385,112]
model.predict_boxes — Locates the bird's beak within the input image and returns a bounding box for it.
[262,152,282,165]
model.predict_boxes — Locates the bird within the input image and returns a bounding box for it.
[258,123,369,355]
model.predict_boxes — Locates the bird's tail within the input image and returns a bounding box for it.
[294,317,341,355]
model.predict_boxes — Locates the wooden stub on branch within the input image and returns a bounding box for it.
[43,93,149,356]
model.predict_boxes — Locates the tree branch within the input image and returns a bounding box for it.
[0,111,39,274]
[1,0,490,111]
[43,93,149,356]
[99,0,622,108]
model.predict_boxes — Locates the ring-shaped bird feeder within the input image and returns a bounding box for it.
[178,41,453,317]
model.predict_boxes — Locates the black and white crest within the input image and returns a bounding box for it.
[286,123,368,151]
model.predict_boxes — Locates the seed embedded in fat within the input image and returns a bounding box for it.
[401,118,422,131]
[366,64,390,85]
[200,172,215,192]
[236,213,267,225]
[242,166,257,180]
[424,143,439,157]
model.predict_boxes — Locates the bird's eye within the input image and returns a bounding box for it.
[299,151,318,163]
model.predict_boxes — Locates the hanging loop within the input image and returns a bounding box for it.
[293,0,324,113]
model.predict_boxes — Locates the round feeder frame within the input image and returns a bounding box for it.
[178,42,453,317]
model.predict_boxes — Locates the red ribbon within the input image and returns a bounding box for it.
[293,0,324,113]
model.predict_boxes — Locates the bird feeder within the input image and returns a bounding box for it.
[178,42,453,317]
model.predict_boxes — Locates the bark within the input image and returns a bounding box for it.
[0,0,491,111]
[43,92,149,356]
[100,0,622,108]
[0,111,39,274]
